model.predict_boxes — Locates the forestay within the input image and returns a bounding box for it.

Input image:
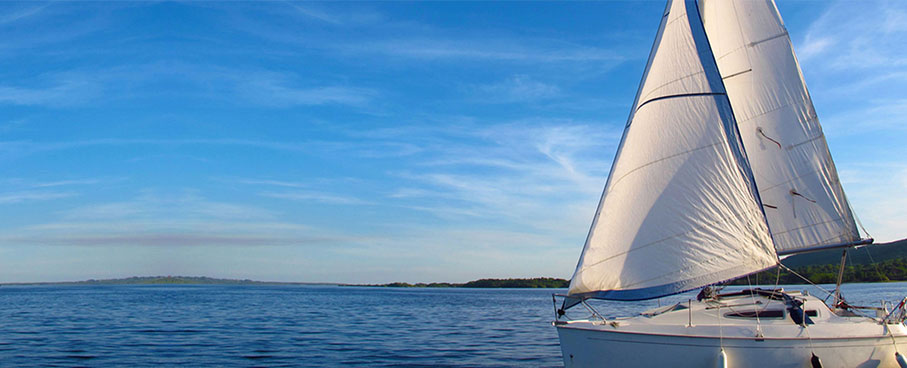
[699,0,860,255]
[567,0,777,301]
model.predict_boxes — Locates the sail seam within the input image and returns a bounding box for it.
[757,165,827,192]
[786,133,824,150]
[772,218,846,238]
[731,101,795,125]
[618,245,770,289]
[637,71,709,104]
[722,68,752,80]
[748,31,789,48]
[605,142,722,193]
[578,207,767,272]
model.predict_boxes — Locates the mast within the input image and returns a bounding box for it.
[833,249,847,306]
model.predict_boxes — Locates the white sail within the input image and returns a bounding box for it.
[699,0,860,255]
[567,0,777,300]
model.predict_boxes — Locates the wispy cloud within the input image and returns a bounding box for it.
[823,98,907,134]
[0,191,75,204]
[236,76,376,107]
[339,38,624,64]
[260,191,371,205]
[0,233,337,247]
[60,191,276,221]
[225,4,627,66]
[472,75,561,103]
[841,162,907,243]
[0,4,49,25]
[0,190,374,248]
[0,63,378,108]
[797,1,907,69]
[367,119,617,237]
[0,177,111,205]
[0,74,101,107]
[284,2,344,25]
[236,179,308,188]
[0,218,371,248]
[0,137,419,163]
[33,179,103,188]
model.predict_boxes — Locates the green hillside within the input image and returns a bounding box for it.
[353,277,569,288]
[782,238,907,268]
[730,238,907,285]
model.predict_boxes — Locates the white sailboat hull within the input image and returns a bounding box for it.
[557,324,907,368]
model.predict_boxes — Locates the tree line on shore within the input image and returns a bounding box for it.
[358,277,569,288]
[365,239,907,288]
[731,257,907,285]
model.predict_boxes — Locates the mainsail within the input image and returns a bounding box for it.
[699,0,861,255]
[567,0,777,300]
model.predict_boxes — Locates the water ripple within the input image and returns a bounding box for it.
[0,285,566,367]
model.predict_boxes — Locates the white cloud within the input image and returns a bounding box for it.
[345,38,624,64]
[0,191,75,204]
[376,119,617,240]
[798,36,832,61]
[843,163,907,243]
[60,191,276,221]
[235,73,376,107]
[260,191,370,205]
[474,75,561,103]
[796,1,907,69]
[0,63,378,108]
[822,98,907,134]
[0,74,102,107]
[0,5,48,25]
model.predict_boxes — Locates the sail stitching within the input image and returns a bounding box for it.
[616,244,771,289]
[637,70,709,105]
[734,101,789,125]
[579,207,767,272]
[757,167,823,192]
[605,141,722,193]
[772,218,846,237]
[715,31,789,62]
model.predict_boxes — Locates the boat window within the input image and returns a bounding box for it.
[724,309,784,319]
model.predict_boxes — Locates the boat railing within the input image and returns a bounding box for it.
[552,293,606,323]
[881,297,907,325]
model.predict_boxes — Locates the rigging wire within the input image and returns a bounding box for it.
[778,264,835,298]
[746,274,764,337]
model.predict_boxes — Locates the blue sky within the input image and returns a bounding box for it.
[0,1,904,283]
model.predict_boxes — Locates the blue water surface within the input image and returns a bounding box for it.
[0,282,904,367]
[0,285,564,367]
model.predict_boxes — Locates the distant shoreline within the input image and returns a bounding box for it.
[0,276,336,286]
[3,238,905,287]
[0,276,571,288]
[342,277,570,288]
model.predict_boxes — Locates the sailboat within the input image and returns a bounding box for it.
[553,0,907,367]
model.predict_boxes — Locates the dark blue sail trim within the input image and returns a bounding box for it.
[634,92,726,113]
[568,264,778,302]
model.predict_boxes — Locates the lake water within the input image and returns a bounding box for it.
[0,282,904,367]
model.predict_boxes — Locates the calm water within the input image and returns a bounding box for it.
[0,282,904,367]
